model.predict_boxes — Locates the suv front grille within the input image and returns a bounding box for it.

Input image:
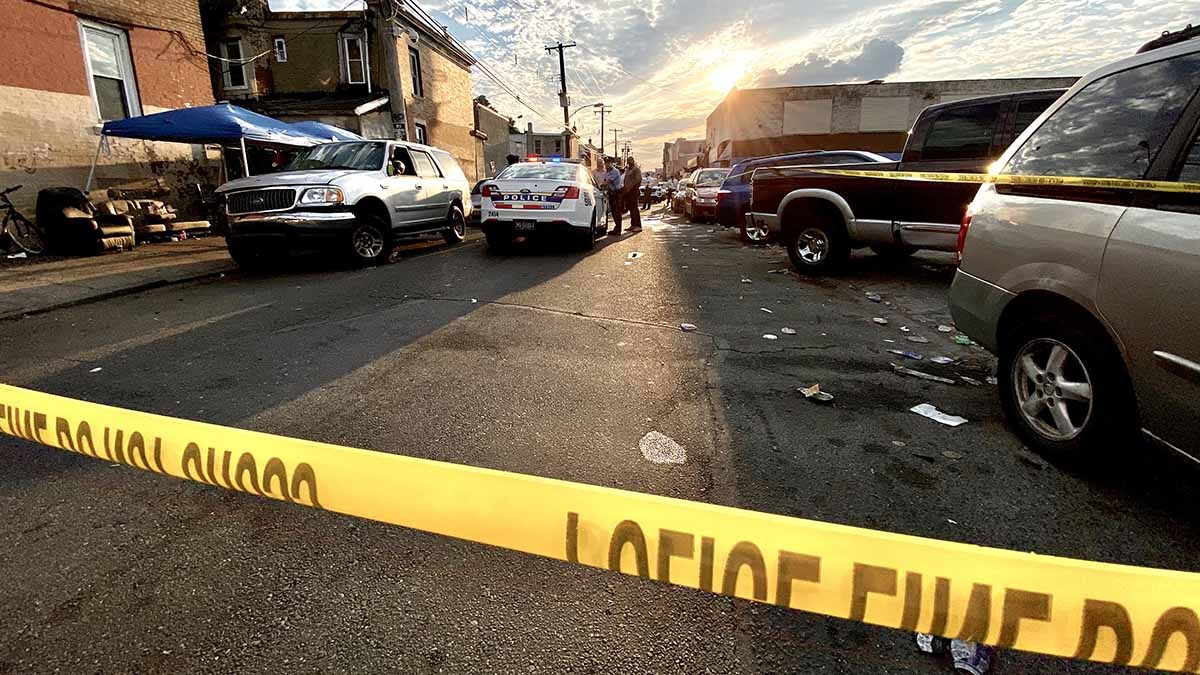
[227,189,296,215]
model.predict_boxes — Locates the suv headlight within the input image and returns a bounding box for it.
[299,187,344,205]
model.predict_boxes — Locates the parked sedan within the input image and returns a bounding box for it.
[683,168,731,222]
[950,35,1200,460]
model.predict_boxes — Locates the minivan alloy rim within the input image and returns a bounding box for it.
[746,220,769,241]
[1012,338,1094,441]
[353,224,385,258]
[796,227,828,264]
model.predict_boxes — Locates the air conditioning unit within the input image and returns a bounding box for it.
[408,32,420,47]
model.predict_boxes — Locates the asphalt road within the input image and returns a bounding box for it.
[2,209,1198,674]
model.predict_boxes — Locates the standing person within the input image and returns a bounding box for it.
[624,156,643,232]
[604,157,625,235]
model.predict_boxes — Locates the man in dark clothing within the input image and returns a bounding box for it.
[624,156,643,232]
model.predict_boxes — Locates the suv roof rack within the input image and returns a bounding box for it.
[1137,24,1200,54]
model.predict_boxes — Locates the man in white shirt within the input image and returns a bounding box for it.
[604,157,625,235]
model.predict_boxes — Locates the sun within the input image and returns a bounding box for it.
[709,56,748,93]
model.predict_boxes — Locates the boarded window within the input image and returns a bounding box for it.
[859,97,911,132]
[783,99,832,135]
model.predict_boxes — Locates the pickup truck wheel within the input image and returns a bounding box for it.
[348,214,391,266]
[442,206,466,245]
[786,221,848,274]
[740,213,770,244]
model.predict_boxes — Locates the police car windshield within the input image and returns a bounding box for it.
[284,142,386,172]
[498,164,579,181]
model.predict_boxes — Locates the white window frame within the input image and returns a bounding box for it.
[78,19,142,121]
[342,35,366,85]
[413,121,428,145]
[409,46,424,98]
[220,38,248,91]
[273,37,287,63]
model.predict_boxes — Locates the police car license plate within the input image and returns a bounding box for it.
[514,220,536,231]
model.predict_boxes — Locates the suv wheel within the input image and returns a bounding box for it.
[740,212,769,244]
[442,205,467,245]
[785,217,848,274]
[998,316,1133,461]
[349,214,391,265]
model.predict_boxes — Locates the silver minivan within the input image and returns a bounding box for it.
[950,36,1200,460]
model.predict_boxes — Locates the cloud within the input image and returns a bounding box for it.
[751,38,905,87]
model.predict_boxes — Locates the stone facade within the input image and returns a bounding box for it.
[705,77,1079,167]
[474,103,512,179]
[0,0,217,219]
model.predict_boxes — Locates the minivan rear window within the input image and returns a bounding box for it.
[1005,53,1200,179]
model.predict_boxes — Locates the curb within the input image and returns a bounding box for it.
[0,266,235,322]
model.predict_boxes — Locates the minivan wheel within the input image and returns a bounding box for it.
[998,317,1133,461]
[740,212,769,244]
[785,218,848,274]
[349,214,391,265]
[442,206,466,244]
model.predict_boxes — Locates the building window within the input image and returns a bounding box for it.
[414,122,428,145]
[343,35,366,84]
[534,139,542,155]
[409,47,424,98]
[79,20,141,120]
[554,140,562,155]
[273,37,287,63]
[220,38,248,90]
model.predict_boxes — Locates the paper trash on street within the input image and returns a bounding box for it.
[910,403,968,427]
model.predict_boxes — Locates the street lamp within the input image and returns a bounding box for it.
[569,102,605,120]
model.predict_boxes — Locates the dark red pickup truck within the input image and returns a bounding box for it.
[748,89,1065,273]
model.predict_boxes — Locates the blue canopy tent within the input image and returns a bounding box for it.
[289,121,364,142]
[88,104,328,188]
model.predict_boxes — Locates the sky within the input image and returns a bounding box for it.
[269,0,1195,167]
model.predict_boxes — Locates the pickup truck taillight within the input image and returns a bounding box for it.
[957,210,972,266]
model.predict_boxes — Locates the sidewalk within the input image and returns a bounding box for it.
[0,237,234,319]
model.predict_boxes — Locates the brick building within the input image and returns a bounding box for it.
[662,138,704,179]
[206,0,479,179]
[0,0,218,217]
[473,100,512,179]
[705,77,1078,167]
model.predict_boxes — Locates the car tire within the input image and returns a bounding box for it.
[485,229,511,254]
[227,239,280,272]
[348,213,391,266]
[870,245,917,260]
[740,212,770,245]
[577,210,597,250]
[784,216,848,275]
[442,205,467,245]
[997,314,1135,463]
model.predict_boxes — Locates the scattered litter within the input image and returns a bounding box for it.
[883,339,896,343]
[892,363,958,385]
[691,248,700,252]
[88,367,102,373]
[680,323,698,332]
[627,252,642,259]
[799,384,835,404]
[942,451,965,460]
[6,252,28,259]
[907,336,930,344]
[470,298,478,304]
[760,307,774,314]
[954,335,975,346]
[986,376,998,385]
[741,278,753,284]
[872,317,889,325]
[899,326,911,333]
[937,325,955,333]
[680,265,689,269]
[891,440,907,447]
[889,349,924,361]
[930,356,955,365]
[639,431,687,464]
[960,376,983,386]
[780,327,797,335]
[768,268,788,274]
[910,403,969,427]
[912,450,939,462]
[866,293,882,303]
[948,519,959,525]
[762,334,779,340]
[624,262,633,266]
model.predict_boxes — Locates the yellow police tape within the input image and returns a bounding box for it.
[805,168,1200,194]
[2,381,1199,672]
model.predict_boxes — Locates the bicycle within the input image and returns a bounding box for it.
[0,185,45,255]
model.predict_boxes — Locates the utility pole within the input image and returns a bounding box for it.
[544,41,577,157]
[612,129,622,160]
[593,105,611,156]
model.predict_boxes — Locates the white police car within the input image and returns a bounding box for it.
[479,160,608,251]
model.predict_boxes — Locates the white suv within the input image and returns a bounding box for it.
[950,34,1200,460]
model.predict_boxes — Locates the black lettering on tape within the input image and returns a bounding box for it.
[1073,600,1133,665]
[775,551,820,608]
[182,442,209,483]
[124,432,152,471]
[235,453,264,496]
[997,588,1052,648]
[75,421,96,458]
[930,577,951,635]
[721,542,767,602]
[101,427,120,462]
[956,584,992,642]
[55,417,75,452]
[1140,607,1200,671]
[656,529,694,583]
[219,450,233,488]
[900,572,922,631]
[850,564,897,623]
[699,537,715,592]
[263,458,289,500]
[206,446,221,486]
[565,512,579,563]
[32,412,47,444]
[607,520,650,578]
[290,463,320,507]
